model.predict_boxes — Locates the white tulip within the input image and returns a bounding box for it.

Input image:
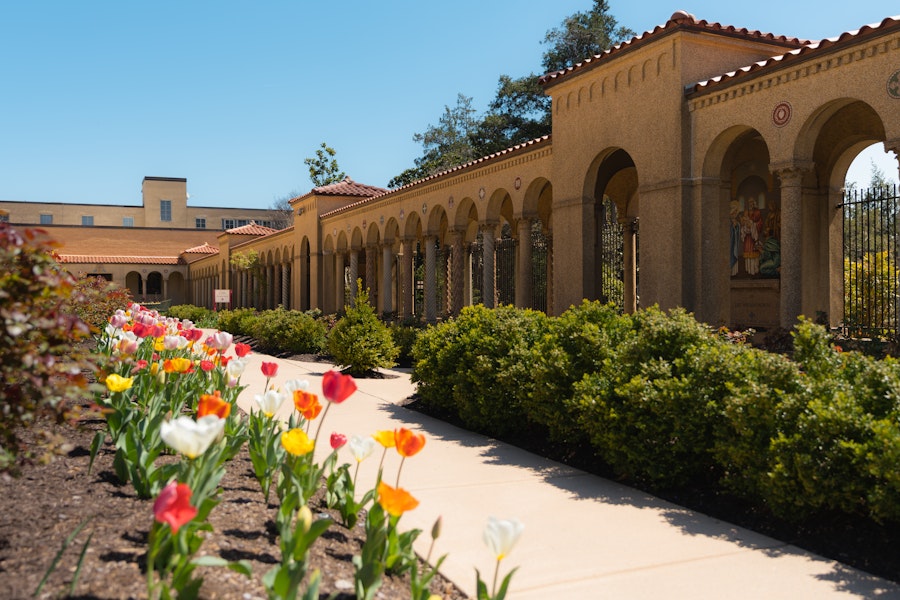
[282,379,310,394]
[483,517,524,561]
[160,415,225,459]
[255,389,286,417]
[226,358,247,379]
[348,435,377,462]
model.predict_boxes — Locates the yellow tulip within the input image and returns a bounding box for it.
[105,373,134,393]
[281,428,315,456]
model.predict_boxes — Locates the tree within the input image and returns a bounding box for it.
[267,192,299,230]
[541,0,635,73]
[389,2,634,188]
[304,143,346,187]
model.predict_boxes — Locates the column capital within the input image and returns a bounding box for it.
[769,160,815,182]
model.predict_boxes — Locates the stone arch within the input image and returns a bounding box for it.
[583,148,640,310]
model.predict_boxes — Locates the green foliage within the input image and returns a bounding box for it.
[389,322,423,367]
[304,142,346,187]
[250,307,327,355]
[0,225,97,472]
[167,304,216,327]
[216,308,259,337]
[412,304,549,437]
[326,282,398,376]
[541,0,635,72]
[65,276,132,332]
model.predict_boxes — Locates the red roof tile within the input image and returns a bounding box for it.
[686,15,900,95]
[320,136,552,218]
[225,221,278,236]
[59,255,183,265]
[312,177,388,197]
[183,242,220,254]
[539,11,807,89]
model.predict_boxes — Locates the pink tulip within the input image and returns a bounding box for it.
[330,432,348,450]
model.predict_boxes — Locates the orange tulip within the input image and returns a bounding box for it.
[163,357,192,374]
[197,391,231,419]
[377,481,419,517]
[394,428,426,457]
[293,390,323,421]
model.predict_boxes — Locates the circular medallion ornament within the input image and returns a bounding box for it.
[448,196,454,208]
[514,177,521,190]
[772,101,792,127]
[362,219,367,229]
[478,187,486,200]
[422,203,427,214]
[888,69,900,99]
[399,209,405,219]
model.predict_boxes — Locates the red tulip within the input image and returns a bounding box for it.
[199,360,215,372]
[261,362,278,378]
[234,342,251,357]
[395,428,426,457]
[153,482,197,533]
[330,432,348,450]
[322,370,356,404]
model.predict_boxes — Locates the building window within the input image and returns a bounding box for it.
[0,213,8,223]
[123,216,134,227]
[160,200,172,222]
[40,214,53,225]
[222,218,250,230]
[195,217,206,229]
[82,215,94,227]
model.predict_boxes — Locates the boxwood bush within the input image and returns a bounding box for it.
[326,282,398,376]
[215,307,258,337]
[250,307,326,355]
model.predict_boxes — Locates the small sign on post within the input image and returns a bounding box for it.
[213,289,231,311]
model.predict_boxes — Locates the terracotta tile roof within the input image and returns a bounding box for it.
[686,15,900,95]
[182,242,220,254]
[320,135,552,218]
[539,10,807,89]
[58,255,183,265]
[312,177,388,197]
[225,221,278,236]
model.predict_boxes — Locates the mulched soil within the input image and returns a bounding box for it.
[0,411,467,600]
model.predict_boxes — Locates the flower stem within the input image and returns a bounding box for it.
[492,558,500,598]
[396,456,406,487]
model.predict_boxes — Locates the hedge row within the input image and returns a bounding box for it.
[411,301,900,523]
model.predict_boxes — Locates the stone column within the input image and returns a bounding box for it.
[622,218,638,314]
[365,245,377,308]
[481,223,497,308]
[381,242,393,316]
[400,238,414,319]
[424,235,437,322]
[515,218,533,309]
[773,162,812,328]
[449,229,465,315]
[281,263,290,308]
[545,233,554,315]
[348,250,359,306]
[266,265,275,309]
[335,252,346,311]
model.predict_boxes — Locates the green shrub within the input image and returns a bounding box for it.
[576,307,741,488]
[250,307,326,355]
[0,225,97,472]
[216,307,258,336]
[412,304,549,437]
[65,276,133,332]
[167,304,215,327]
[527,300,631,442]
[389,323,422,367]
[326,281,398,376]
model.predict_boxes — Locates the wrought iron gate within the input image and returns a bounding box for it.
[840,184,900,338]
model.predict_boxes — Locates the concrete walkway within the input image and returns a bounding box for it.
[232,350,900,599]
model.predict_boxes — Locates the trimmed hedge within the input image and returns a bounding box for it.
[411,303,900,523]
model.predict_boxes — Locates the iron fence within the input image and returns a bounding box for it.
[840,184,900,339]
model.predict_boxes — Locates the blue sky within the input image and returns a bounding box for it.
[2,1,897,209]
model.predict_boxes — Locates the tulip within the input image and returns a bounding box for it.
[116,334,140,355]
[226,358,247,379]
[283,378,309,394]
[254,389,286,418]
[109,311,128,329]
[153,482,198,533]
[282,428,315,456]
[260,361,278,378]
[322,370,356,404]
[105,373,134,393]
[483,517,524,562]
[199,360,215,372]
[181,328,204,343]
[377,481,419,517]
[349,435,377,462]
[394,428,426,457]
[162,335,183,351]
[372,430,395,448]
[160,415,225,459]
[197,391,231,419]
[330,432,347,450]
[292,390,322,421]
[234,342,252,357]
[163,357,192,374]
[209,331,234,350]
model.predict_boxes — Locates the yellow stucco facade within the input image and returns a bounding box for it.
[12,12,900,330]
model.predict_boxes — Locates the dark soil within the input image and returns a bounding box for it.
[0,412,467,600]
